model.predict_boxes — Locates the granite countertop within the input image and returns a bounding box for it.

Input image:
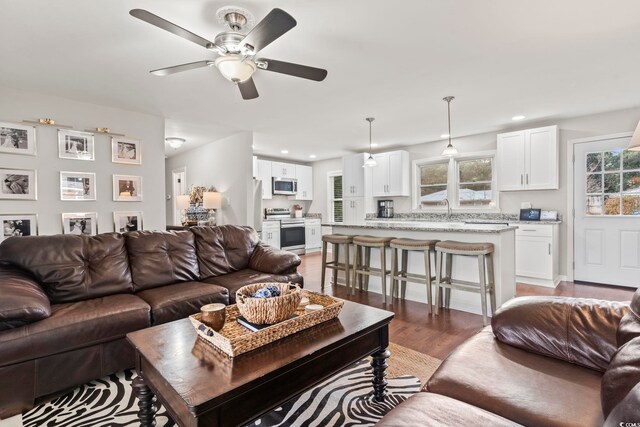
[322,220,518,234]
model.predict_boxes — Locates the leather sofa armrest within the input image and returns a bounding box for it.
[492,296,629,372]
[249,244,301,275]
[0,263,51,331]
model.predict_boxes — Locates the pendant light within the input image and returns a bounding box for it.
[441,96,459,157]
[363,117,377,167]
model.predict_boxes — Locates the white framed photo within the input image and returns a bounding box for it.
[113,174,142,201]
[58,129,95,161]
[60,171,96,201]
[114,211,143,232]
[1,214,38,242]
[62,212,98,236]
[112,136,141,165]
[0,168,37,200]
[0,121,36,156]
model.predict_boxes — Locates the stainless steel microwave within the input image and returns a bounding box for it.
[272,177,297,195]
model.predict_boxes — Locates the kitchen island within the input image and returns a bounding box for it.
[322,220,517,316]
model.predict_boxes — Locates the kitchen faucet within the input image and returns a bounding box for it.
[441,198,452,219]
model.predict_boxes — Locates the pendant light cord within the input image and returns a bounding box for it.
[447,99,452,146]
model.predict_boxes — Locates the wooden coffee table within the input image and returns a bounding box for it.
[126,300,394,427]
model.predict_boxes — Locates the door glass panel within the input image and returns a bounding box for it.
[622,195,640,215]
[586,152,602,172]
[623,150,640,169]
[603,173,620,193]
[622,171,640,192]
[586,174,602,193]
[604,150,622,171]
[603,195,621,215]
[586,195,603,215]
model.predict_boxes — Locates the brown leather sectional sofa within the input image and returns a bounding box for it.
[0,225,303,418]
[378,289,640,426]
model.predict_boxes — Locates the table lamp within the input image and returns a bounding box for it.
[176,195,190,225]
[203,191,222,226]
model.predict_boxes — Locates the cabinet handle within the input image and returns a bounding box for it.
[548,243,551,255]
[521,174,523,185]
[521,229,536,232]
[526,174,529,185]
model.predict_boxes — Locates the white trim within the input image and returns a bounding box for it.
[565,132,633,282]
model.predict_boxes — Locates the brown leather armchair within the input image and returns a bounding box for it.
[378,289,640,427]
[0,225,303,418]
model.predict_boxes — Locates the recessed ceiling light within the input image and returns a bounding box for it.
[281,149,289,154]
[370,143,378,147]
[441,134,450,138]
[512,115,526,121]
[309,154,316,159]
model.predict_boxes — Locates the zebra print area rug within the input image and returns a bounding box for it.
[22,359,420,427]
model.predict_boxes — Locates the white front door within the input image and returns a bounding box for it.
[574,136,640,287]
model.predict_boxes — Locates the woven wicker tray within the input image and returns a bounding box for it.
[189,290,344,357]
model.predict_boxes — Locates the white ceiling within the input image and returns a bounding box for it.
[1,0,640,161]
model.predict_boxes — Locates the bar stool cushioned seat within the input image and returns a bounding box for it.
[390,238,439,249]
[435,241,494,254]
[353,236,394,246]
[322,234,353,245]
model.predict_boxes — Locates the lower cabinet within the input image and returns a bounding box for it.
[262,222,281,249]
[510,223,560,287]
[305,219,322,252]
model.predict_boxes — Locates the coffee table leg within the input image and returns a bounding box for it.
[133,375,157,427]
[371,347,390,402]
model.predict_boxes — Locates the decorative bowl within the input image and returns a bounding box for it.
[236,283,302,325]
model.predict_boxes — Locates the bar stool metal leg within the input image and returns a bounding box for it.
[380,246,388,304]
[391,246,398,299]
[488,252,496,314]
[321,240,328,291]
[424,248,433,314]
[352,243,360,291]
[332,243,340,286]
[445,253,452,309]
[434,250,442,315]
[400,250,408,300]
[478,254,488,326]
[364,247,371,291]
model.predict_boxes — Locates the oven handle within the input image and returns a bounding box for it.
[281,223,305,229]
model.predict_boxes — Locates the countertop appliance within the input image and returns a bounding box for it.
[272,177,297,195]
[377,200,394,218]
[264,208,305,254]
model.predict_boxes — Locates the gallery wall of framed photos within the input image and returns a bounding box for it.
[0,85,166,239]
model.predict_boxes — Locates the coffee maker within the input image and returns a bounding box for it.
[377,200,394,218]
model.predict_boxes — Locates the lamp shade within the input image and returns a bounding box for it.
[442,143,459,157]
[629,120,640,151]
[203,191,222,209]
[363,154,377,167]
[176,194,190,210]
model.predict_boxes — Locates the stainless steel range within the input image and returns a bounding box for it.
[264,208,305,254]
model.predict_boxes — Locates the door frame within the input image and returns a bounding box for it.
[566,132,633,282]
[172,166,187,226]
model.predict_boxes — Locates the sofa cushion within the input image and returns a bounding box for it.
[0,233,133,303]
[617,288,640,347]
[125,230,200,291]
[426,328,603,427]
[0,265,50,330]
[603,382,640,427]
[492,296,628,372]
[135,281,229,325]
[202,269,303,303]
[377,392,521,427]
[191,225,260,279]
[0,294,150,367]
[249,244,301,274]
[601,336,640,418]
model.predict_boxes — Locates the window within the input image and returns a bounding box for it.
[328,171,343,222]
[414,152,497,210]
[585,149,640,216]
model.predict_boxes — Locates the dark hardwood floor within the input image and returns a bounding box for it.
[298,252,636,360]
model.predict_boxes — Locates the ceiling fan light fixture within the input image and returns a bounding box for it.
[165,137,186,149]
[215,54,257,83]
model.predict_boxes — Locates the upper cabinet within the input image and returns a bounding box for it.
[497,125,559,191]
[295,164,313,200]
[371,150,410,197]
[255,159,273,199]
[342,153,365,197]
[272,162,296,179]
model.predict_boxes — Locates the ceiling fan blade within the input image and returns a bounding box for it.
[238,78,259,100]
[150,61,213,76]
[258,58,327,81]
[130,9,217,50]
[239,9,297,53]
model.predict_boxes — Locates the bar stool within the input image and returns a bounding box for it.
[434,241,496,326]
[352,236,394,304]
[321,234,354,293]
[389,238,439,313]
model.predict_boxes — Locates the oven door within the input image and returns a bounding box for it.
[280,223,305,254]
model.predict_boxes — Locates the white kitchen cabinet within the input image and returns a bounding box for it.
[295,165,313,200]
[343,197,365,225]
[262,221,281,248]
[255,159,273,199]
[342,153,365,197]
[497,125,559,191]
[371,150,410,197]
[271,162,296,179]
[510,223,560,287]
[305,218,322,251]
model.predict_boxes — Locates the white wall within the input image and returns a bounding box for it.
[0,86,166,234]
[309,106,640,276]
[165,132,253,226]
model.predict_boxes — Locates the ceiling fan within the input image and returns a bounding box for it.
[129,7,328,100]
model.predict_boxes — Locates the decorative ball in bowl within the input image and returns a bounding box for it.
[236,283,302,325]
